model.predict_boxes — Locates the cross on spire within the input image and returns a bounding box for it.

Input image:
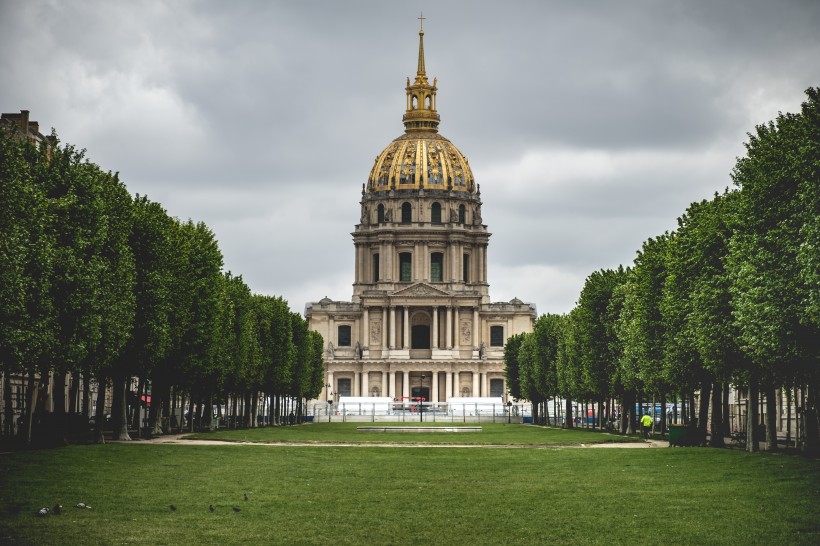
[418,12,425,31]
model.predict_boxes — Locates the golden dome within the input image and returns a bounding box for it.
[366,21,475,194]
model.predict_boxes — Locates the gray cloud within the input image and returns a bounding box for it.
[2,0,819,315]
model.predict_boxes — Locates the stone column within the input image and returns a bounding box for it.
[445,370,452,402]
[472,372,480,397]
[362,307,369,347]
[454,307,460,349]
[446,307,452,349]
[483,245,488,283]
[432,371,439,403]
[482,373,488,398]
[354,371,360,396]
[382,307,388,348]
[432,306,439,349]
[403,306,410,349]
[389,306,396,349]
[354,244,360,283]
[327,371,334,401]
[362,371,369,397]
[389,370,396,399]
[329,315,336,347]
[473,308,479,348]
[382,372,388,398]
[402,371,410,399]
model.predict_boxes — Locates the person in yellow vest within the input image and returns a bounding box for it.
[640,412,653,439]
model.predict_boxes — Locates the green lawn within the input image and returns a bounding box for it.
[1,426,817,545]
[187,422,640,445]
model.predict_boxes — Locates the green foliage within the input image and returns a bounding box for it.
[729,88,819,385]
[575,267,627,400]
[502,333,525,400]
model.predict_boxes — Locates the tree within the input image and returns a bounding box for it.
[0,126,55,440]
[729,87,820,453]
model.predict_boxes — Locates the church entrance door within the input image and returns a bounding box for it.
[411,325,430,349]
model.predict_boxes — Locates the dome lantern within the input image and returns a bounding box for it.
[367,18,474,194]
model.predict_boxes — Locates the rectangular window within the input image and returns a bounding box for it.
[490,325,504,347]
[399,252,412,282]
[490,379,505,397]
[337,378,352,397]
[373,253,380,282]
[463,253,470,283]
[338,325,351,347]
[431,253,443,282]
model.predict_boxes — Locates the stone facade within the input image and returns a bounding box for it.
[305,24,536,404]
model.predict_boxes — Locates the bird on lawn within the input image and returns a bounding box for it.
[232,506,241,512]
[75,503,91,509]
[52,504,62,515]
[209,504,215,512]
[36,507,49,517]
[170,505,177,512]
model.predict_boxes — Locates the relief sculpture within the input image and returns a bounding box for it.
[460,320,471,345]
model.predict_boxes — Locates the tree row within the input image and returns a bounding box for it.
[0,127,325,445]
[505,88,819,454]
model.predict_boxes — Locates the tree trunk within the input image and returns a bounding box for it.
[3,372,13,437]
[722,383,731,438]
[82,374,91,420]
[747,380,759,452]
[148,376,162,437]
[112,374,131,441]
[785,387,792,449]
[765,384,778,452]
[53,370,66,416]
[132,376,145,434]
[564,398,573,429]
[660,397,667,436]
[68,372,79,414]
[24,369,38,445]
[94,375,107,444]
[205,393,214,431]
[698,382,711,445]
[802,385,819,456]
[709,382,725,447]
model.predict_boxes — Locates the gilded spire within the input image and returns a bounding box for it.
[416,14,427,83]
[403,15,440,133]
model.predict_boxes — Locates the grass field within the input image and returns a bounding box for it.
[1,425,818,545]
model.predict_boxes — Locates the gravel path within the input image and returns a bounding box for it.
[122,434,668,449]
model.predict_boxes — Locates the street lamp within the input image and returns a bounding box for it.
[326,383,333,423]
[420,375,426,423]
[507,400,512,424]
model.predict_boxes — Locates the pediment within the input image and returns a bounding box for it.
[391,283,450,298]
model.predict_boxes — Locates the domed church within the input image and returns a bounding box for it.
[306,21,536,406]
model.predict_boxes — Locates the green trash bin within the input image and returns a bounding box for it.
[668,424,687,447]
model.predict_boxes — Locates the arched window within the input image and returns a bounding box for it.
[425,95,432,109]
[401,202,412,224]
[431,252,444,282]
[431,202,441,224]
[399,253,412,282]
[458,204,466,224]
[377,204,385,224]
[463,253,470,283]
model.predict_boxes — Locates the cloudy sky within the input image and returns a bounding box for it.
[3,1,819,316]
